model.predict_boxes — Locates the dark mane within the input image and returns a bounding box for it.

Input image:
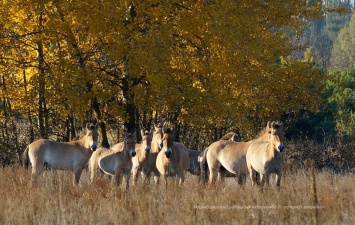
[72,132,85,141]
[272,121,283,129]
[220,132,235,141]
[255,127,268,139]
[164,127,172,133]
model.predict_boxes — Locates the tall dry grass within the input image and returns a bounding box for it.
[0,166,354,225]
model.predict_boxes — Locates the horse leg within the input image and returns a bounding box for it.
[199,161,208,185]
[114,168,123,186]
[30,157,46,186]
[73,168,83,185]
[124,171,131,190]
[217,171,225,183]
[177,168,185,186]
[153,171,160,185]
[255,172,261,185]
[207,159,220,186]
[143,171,151,185]
[276,170,282,188]
[264,173,270,187]
[131,166,139,186]
[162,174,167,188]
[250,168,257,186]
[31,163,44,186]
[238,173,246,185]
[259,173,265,189]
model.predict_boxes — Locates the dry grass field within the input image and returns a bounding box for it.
[0,166,354,225]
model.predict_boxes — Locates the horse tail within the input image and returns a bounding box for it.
[199,147,209,164]
[198,147,209,184]
[22,145,30,169]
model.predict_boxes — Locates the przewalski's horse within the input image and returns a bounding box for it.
[198,132,241,183]
[200,124,273,186]
[88,136,127,183]
[187,149,202,175]
[144,123,164,184]
[246,121,285,188]
[23,123,99,185]
[98,133,136,188]
[131,129,153,185]
[156,127,189,187]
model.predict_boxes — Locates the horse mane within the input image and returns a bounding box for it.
[254,121,283,138]
[72,130,86,141]
[220,132,235,140]
[255,127,268,139]
[271,121,283,129]
[72,123,97,141]
[143,130,150,135]
[164,127,173,134]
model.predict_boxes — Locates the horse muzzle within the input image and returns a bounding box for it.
[145,146,151,154]
[130,149,136,157]
[165,148,172,158]
[278,143,285,152]
[91,143,97,151]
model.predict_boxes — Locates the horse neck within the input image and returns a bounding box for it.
[151,135,161,153]
[75,135,90,149]
[166,138,174,150]
[266,139,277,160]
[137,144,147,159]
[122,140,130,158]
[255,128,269,142]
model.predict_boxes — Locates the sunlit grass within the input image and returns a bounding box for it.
[0,166,354,224]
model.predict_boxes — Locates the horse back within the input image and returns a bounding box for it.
[89,147,111,171]
[111,142,125,152]
[29,139,87,169]
[174,143,190,172]
[98,152,118,175]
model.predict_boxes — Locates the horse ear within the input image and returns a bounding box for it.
[267,121,271,128]
[141,129,144,138]
[86,123,91,130]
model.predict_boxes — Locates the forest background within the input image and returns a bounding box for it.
[0,0,354,172]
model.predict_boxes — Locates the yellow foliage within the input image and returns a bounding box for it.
[0,0,325,134]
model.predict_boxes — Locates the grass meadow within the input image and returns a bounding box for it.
[0,166,354,225]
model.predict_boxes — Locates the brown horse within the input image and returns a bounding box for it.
[246,121,285,188]
[23,123,99,185]
[156,127,189,186]
[200,124,274,186]
[131,129,153,185]
[97,133,136,188]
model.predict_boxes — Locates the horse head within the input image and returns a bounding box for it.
[86,123,99,151]
[162,127,174,158]
[267,121,285,152]
[125,133,136,157]
[152,122,164,152]
[141,129,152,154]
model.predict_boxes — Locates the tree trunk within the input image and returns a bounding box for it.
[92,99,109,148]
[122,76,136,134]
[37,8,47,139]
[54,1,110,147]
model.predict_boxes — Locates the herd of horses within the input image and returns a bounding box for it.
[22,121,285,189]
